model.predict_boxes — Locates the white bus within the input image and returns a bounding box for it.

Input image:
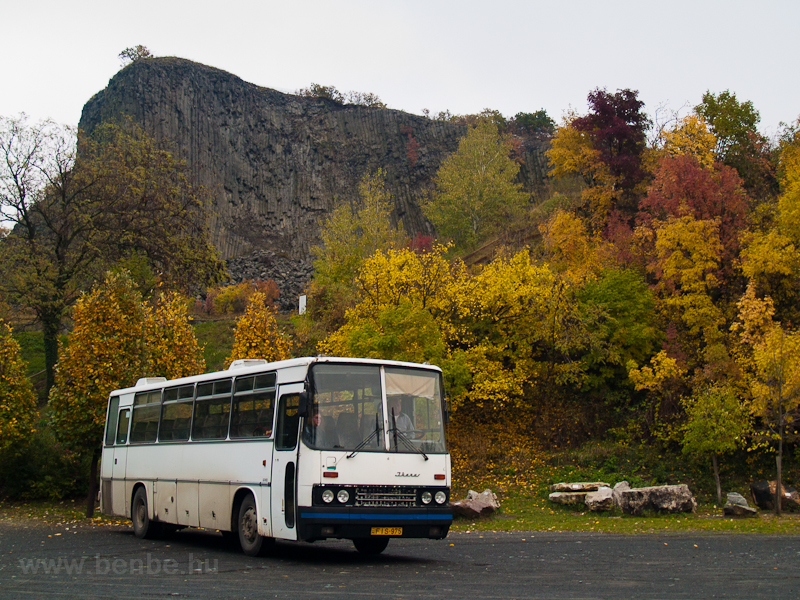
[100,357,452,555]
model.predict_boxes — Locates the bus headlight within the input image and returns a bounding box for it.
[421,491,432,504]
[434,491,447,505]
[322,489,334,503]
[337,489,350,503]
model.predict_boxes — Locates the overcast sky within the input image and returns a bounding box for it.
[2,1,798,138]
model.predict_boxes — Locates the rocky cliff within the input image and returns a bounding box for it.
[80,57,549,262]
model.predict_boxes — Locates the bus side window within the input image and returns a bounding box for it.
[116,409,130,445]
[130,391,161,443]
[105,397,120,446]
[276,394,300,450]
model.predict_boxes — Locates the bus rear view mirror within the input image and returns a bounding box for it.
[297,391,310,417]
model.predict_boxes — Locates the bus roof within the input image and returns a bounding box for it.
[109,356,443,396]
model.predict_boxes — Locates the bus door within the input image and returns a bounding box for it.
[111,407,131,516]
[270,385,303,541]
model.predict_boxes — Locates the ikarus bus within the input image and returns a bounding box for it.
[100,357,452,555]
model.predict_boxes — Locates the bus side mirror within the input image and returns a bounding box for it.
[297,391,309,417]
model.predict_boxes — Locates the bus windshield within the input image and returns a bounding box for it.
[305,363,446,454]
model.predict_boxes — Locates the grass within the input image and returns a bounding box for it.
[193,318,236,372]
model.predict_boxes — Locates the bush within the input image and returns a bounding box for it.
[0,423,89,501]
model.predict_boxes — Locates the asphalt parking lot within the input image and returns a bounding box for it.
[1,518,799,599]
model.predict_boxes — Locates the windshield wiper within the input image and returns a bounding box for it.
[347,414,382,459]
[389,410,428,460]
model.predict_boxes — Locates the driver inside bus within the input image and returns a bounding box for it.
[302,408,332,447]
[388,396,414,435]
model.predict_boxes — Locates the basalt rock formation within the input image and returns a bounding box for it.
[80,57,550,267]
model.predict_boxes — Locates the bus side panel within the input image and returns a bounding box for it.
[177,481,199,527]
[198,482,233,531]
[155,480,177,524]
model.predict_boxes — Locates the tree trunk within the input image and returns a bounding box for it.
[42,312,61,397]
[712,454,722,506]
[775,437,783,517]
[86,448,100,518]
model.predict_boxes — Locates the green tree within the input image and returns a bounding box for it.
[423,120,528,251]
[695,90,760,161]
[0,115,224,393]
[695,90,776,197]
[681,383,750,505]
[511,110,556,136]
[0,320,37,451]
[49,271,206,517]
[313,168,406,287]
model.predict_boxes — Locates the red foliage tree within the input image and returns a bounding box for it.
[573,88,651,214]
[639,155,749,278]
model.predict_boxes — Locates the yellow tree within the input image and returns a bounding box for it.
[49,271,206,516]
[646,214,726,373]
[732,280,800,515]
[749,326,800,515]
[539,209,613,282]
[145,291,205,378]
[662,114,717,169]
[0,321,37,451]
[741,127,800,323]
[227,292,292,365]
[547,113,618,227]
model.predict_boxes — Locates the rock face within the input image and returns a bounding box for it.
[79,58,549,262]
[222,249,313,311]
[618,484,697,516]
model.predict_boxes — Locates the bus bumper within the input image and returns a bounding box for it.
[297,506,452,541]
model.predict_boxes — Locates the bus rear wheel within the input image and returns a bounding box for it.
[237,495,272,556]
[353,537,390,555]
[132,487,160,539]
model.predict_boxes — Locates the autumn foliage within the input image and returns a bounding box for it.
[0,321,37,450]
[48,271,205,515]
[227,292,292,365]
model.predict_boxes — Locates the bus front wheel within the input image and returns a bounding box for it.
[132,487,160,539]
[237,495,272,556]
[353,537,390,555]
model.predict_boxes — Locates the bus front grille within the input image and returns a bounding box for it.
[355,486,417,507]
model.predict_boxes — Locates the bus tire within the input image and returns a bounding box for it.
[237,494,271,556]
[132,487,160,539]
[353,537,390,555]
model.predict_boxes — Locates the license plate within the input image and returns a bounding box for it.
[371,527,402,536]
